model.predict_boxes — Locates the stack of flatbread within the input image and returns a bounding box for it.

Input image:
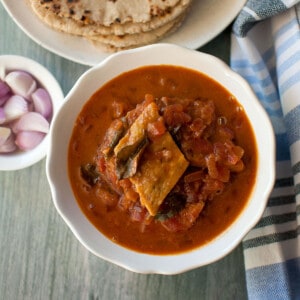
[27,0,193,52]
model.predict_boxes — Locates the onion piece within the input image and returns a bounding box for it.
[15,131,45,151]
[31,88,53,119]
[5,71,37,100]
[3,95,28,122]
[0,92,11,106]
[0,127,17,153]
[0,79,11,106]
[0,66,5,80]
[0,126,11,146]
[0,79,11,98]
[12,112,49,134]
[0,108,5,124]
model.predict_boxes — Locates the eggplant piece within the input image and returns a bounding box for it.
[100,118,127,157]
[80,163,99,186]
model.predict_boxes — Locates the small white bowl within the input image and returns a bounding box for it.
[0,55,64,171]
[46,44,275,274]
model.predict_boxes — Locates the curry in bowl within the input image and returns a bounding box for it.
[68,65,257,255]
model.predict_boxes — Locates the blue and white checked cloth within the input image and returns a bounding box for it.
[231,1,300,299]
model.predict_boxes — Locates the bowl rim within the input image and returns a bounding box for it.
[46,43,276,274]
[0,55,64,171]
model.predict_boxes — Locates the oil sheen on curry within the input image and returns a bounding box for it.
[68,65,257,255]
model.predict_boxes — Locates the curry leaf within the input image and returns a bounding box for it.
[115,137,148,179]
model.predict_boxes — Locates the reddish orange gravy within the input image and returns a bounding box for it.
[68,65,257,255]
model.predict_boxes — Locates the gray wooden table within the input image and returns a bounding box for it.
[0,3,248,300]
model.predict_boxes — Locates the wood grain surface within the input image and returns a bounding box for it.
[0,3,247,299]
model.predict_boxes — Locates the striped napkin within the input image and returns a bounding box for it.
[231,1,300,299]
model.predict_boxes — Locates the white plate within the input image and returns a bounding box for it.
[1,0,246,66]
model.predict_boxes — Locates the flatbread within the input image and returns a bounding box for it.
[27,0,193,52]
[88,13,185,50]
[28,0,191,35]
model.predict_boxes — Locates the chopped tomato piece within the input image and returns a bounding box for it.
[147,117,166,140]
[161,202,205,232]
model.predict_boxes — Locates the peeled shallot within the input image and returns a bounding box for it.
[12,112,49,134]
[0,127,17,153]
[3,95,28,122]
[15,131,46,151]
[5,71,37,100]
[31,88,52,119]
[0,79,11,106]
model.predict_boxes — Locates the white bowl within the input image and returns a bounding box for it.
[0,55,64,171]
[46,44,275,274]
